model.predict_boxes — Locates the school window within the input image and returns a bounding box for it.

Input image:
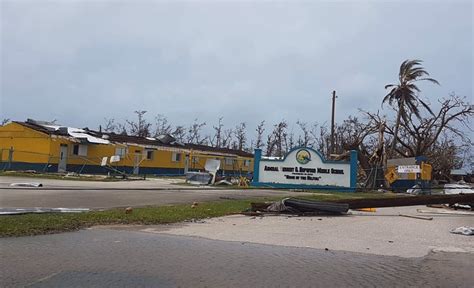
[192,156,199,163]
[244,160,251,167]
[72,144,87,156]
[225,158,234,165]
[172,152,182,162]
[145,149,154,160]
[72,145,79,155]
[115,147,127,158]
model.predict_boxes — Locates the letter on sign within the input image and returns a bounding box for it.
[397,165,421,173]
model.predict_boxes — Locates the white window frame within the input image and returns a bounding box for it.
[115,147,127,158]
[145,149,155,160]
[72,144,88,156]
[172,152,182,162]
[225,158,234,166]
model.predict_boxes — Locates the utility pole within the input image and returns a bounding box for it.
[330,90,337,157]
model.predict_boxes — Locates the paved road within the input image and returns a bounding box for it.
[0,176,312,209]
[0,176,189,189]
[1,229,473,287]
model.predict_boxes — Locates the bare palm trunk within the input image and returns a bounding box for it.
[389,105,403,159]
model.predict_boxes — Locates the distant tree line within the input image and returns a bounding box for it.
[100,92,471,181]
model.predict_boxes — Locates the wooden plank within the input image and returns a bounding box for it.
[334,194,474,209]
[399,214,433,220]
[416,209,474,215]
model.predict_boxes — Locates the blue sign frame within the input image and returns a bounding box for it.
[252,147,357,192]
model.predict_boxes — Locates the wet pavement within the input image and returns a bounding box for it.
[0,176,313,209]
[1,229,473,287]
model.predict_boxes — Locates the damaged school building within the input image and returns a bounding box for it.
[0,119,254,176]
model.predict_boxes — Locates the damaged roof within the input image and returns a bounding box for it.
[186,143,253,158]
[15,119,253,158]
[19,119,109,144]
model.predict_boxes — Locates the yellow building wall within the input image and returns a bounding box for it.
[49,137,74,164]
[0,122,52,164]
[187,153,253,172]
[61,142,115,166]
[99,147,253,172]
[110,148,253,172]
[1,122,254,173]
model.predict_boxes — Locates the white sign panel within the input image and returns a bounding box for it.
[110,155,120,163]
[397,165,420,173]
[204,159,221,173]
[257,148,351,187]
[100,157,108,166]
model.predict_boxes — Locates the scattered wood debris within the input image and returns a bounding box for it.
[399,214,433,221]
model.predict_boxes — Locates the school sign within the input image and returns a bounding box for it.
[252,147,357,191]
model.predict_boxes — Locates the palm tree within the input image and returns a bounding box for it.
[383,59,439,158]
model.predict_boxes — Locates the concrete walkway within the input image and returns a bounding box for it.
[136,206,474,258]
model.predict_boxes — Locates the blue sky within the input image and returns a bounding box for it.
[1,0,472,135]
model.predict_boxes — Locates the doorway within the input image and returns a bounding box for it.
[58,145,68,172]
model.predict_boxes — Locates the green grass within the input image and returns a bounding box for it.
[0,200,253,237]
[0,191,396,238]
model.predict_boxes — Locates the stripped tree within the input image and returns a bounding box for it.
[365,93,473,179]
[265,133,275,157]
[126,110,152,137]
[102,118,117,133]
[1,118,10,126]
[172,126,186,143]
[221,128,233,149]
[254,120,266,150]
[211,117,224,148]
[234,122,247,151]
[154,114,172,136]
[187,119,207,144]
[296,121,312,147]
[271,120,288,157]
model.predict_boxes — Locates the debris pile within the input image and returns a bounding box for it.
[249,198,349,216]
[0,207,90,215]
[185,172,212,185]
[278,198,348,214]
[9,182,43,188]
[247,193,474,217]
[450,227,474,236]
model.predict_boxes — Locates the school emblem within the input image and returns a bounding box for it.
[296,149,311,164]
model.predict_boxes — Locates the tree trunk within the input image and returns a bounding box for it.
[389,105,402,159]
